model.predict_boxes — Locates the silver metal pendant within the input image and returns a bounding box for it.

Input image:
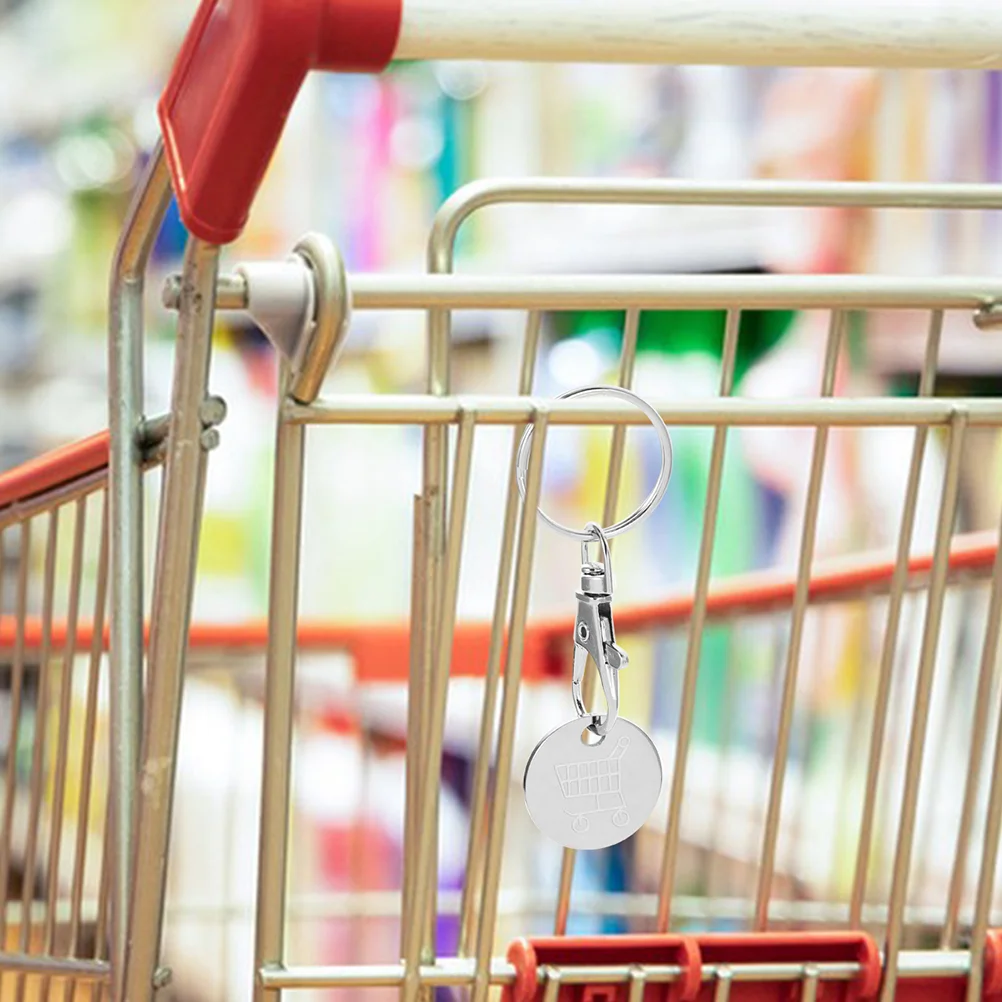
[517,387,673,851]
[523,716,662,850]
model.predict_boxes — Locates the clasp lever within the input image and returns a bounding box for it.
[572,523,628,737]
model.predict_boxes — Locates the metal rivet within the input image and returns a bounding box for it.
[199,395,227,427]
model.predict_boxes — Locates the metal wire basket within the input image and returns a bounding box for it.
[5,5,1002,1002]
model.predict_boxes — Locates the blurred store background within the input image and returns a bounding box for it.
[3,1,1002,1002]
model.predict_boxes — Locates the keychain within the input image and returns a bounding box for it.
[516,385,673,850]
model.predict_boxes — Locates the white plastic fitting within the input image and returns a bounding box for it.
[235,257,316,365]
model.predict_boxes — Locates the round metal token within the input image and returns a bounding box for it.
[523,716,662,850]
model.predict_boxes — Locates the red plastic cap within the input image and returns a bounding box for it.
[158,0,402,245]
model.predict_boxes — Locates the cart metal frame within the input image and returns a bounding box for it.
[3,4,1002,1002]
[159,173,1002,1002]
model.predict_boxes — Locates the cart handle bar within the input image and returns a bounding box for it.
[160,0,1002,245]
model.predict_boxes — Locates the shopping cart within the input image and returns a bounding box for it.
[554,737,631,834]
[4,5,1002,1002]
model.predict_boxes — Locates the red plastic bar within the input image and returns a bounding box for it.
[0,530,995,681]
[0,431,109,510]
[158,0,402,244]
[0,616,553,684]
[603,529,999,635]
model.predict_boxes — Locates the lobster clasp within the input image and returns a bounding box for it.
[571,523,628,737]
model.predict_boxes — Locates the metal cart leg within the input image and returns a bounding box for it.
[254,392,306,1002]
[121,237,221,1002]
[108,144,172,1002]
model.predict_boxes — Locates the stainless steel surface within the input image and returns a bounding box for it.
[714,967,733,1002]
[965,507,1002,1002]
[544,967,564,1002]
[179,177,1002,313]
[107,140,171,1002]
[11,167,999,1002]
[657,307,740,931]
[459,311,541,956]
[70,497,110,957]
[569,524,627,737]
[14,510,58,1002]
[881,410,968,1002]
[191,269,1002,313]
[346,273,1002,311]
[627,967,646,1002]
[95,807,112,965]
[555,308,640,934]
[0,954,111,980]
[0,521,29,939]
[524,718,662,849]
[516,385,672,541]
[163,271,247,311]
[470,409,548,1002]
[255,952,979,991]
[289,233,351,404]
[850,311,943,928]
[403,408,476,1002]
[753,310,844,930]
[291,395,1002,427]
[38,497,87,1002]
[417,138,456,1002]
[174,273,1002,321]
[428,180,1002,250]
[402,491,430,969]
[122,237,219,1002]
[248,173,1002,995]
[254,376,306,1002]
[0,468,108,530]
[974,303,1002,329]
[942,497,1002,948]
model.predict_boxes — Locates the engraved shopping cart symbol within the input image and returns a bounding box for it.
[554,735,631,834]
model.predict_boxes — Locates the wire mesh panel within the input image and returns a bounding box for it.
[0,426,168,1002]
[206,178,1002,1002]
[0,449,113,1002]
[5,175,1002,1002]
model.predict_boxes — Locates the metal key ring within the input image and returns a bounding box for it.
[516,385,673,542]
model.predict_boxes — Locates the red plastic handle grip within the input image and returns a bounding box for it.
[158,0,402,245]
[694,932,881,1002]
[503,933,884,1002]
[505,936,702,1002]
